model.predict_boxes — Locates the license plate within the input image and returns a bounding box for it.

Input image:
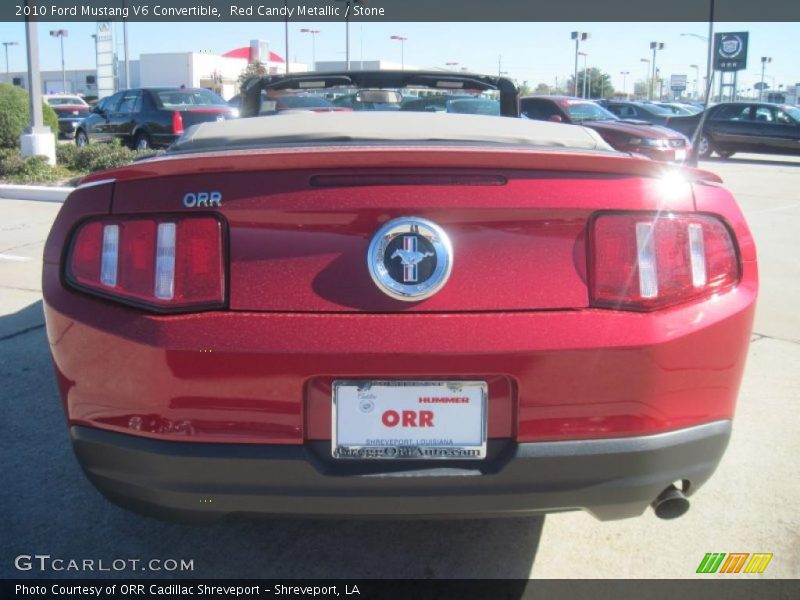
[674,149,687,162]
[332,380,487,460]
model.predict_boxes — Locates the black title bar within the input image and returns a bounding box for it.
[4,0,800,22]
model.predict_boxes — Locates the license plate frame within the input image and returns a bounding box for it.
[331,380,488,460]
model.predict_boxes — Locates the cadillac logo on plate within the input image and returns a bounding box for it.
[367,217,453,301]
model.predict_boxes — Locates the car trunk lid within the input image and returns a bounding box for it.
[106,146,702,313]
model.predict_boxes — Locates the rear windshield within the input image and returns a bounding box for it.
[446,99,500,115]
[156,89,227,109]
[641,103,673,115]
[278,96,334,109]
[47,96,87,106]
[564,102,618,122]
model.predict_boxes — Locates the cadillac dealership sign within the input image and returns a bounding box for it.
[713,32,749,71]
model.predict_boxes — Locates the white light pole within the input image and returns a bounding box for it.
[649,41,664,101]
[22,19,55,164]
[390,35,407,70]
[300,28,320,68]
[620,71,630,99]
[639,58,650,99]
[571,31,590,97]
[680,33,710,102]
[578,51,588,98]
[690,64,700,99]
[2,41,18,82]
[50,29,68,93]
[759,57,772,102]
[284,0,290,73]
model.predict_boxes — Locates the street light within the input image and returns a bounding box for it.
[639,58,650,99]
[649,42,665,100]
[335,0,365,70]
[390,35,407,70]
[690,64,700,99]
[578,51,588,98]
[759,57,772,101]
[1,41,18,81]
[571,31,590,97]
[300,28,320,68]
[445,62,459,70]
[49,29,68,93]
[620,71,630,98]
[680,33,708,43]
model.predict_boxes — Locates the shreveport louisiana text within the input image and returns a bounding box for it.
[16,584,361,597]
[17,4,386,18]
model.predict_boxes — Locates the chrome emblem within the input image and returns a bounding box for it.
[367,217,453,301]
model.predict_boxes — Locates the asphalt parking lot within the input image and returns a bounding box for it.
[1,155,798,579]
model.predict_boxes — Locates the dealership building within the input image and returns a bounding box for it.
[3,39,306,101]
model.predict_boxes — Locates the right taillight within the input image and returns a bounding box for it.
[172,111,184,135]
[589,212,740,311]
[66,216,225,312]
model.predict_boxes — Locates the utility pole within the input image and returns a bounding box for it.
[122,1,130,88]
[579,52,588,98]
[759,57,772,102]
[390,35,407,70]
[570,31,590,97]
[649,41,664,100]
[690,64,700,99]
[300,29,320,68]
[620,71,629,98]
[284,0,290,73]
[2,41,18,82]
[50,29,68,93]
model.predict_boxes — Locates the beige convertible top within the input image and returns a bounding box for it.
[169,112,616,154]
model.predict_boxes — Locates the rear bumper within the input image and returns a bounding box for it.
[57,120,80,137]
[71,420,731,521]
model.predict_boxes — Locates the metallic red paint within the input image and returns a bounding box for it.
[42,147,756,449]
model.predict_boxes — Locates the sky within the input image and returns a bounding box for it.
[0,21,797,94]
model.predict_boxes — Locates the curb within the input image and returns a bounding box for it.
[0,184,74,203]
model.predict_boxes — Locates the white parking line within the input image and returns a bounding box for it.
[0,254,32,262]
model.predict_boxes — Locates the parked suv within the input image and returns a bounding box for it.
[666,102,800,159]
[75,88,235,150]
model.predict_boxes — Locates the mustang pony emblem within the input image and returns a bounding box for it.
[391,236,434,282]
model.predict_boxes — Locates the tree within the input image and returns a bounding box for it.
[533,82,551,95]
[566,68,615,99]
[0,83,58,149]
[237,61,267,88]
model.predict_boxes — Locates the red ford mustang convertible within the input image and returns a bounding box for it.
[43,72,757,522]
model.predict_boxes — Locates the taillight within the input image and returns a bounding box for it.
[172,111,184,135]
[590,212,739,311]
[66,216,225,311]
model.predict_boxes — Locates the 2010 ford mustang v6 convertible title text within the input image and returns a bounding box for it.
[42,72,757,523]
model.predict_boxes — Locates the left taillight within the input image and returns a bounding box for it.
[66,216,225,312]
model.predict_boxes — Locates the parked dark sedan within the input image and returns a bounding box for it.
[401,95,500,115]
[332,90,403,111]
[45,95,91,139]
[227,92,349,115]
[521,96,690,162]
[603,101,675,126]
[666,102,800,158]
[76,88,235,150]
